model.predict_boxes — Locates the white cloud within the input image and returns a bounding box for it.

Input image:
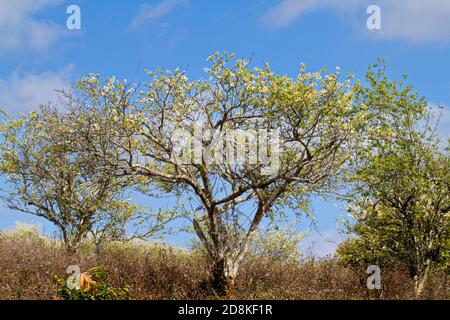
[262,0,450,43]
[300,228,347,258]
[262,0,319,28]
[130,0,188,27]
[261,0,365,29]
[0,0,64,53]
[0,65,73,113]
[371,0,450,43]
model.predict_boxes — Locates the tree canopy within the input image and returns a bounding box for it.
[338,61,450,297]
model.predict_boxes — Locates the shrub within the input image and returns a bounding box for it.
[0,225,447,300]
[54,266,130,300]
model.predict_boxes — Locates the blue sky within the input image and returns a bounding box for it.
[0,0,449,256]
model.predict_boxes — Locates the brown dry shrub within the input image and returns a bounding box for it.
[0,227,448,300]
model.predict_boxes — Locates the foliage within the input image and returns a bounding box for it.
[1,54,448,298]
[0,104,177,255]
[57,52,368,295]
[54,266,130,300]
[250,224,303,263]
[340,60,450,296]
[1,228,447,300]
[0,108,136,254]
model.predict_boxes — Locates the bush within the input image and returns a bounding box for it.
[54,266,130,300]
[0,225,448,300]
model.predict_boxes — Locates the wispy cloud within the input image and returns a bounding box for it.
[0,65,74,113]
[262,0,323,29]
[261,0,365,29]
[0,0,65,53]
[130,0,188,27]
[300,228,347,258]
[262,0,450,44]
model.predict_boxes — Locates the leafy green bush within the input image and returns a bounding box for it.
[54,266,130,300]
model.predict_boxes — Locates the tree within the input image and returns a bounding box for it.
[0,106,168,257]
[340,147,449,297]
[339,61,450,298]
[64,53,367,296]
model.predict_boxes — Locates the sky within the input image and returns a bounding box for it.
[0,0,449,256]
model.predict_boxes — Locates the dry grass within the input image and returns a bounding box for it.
[0,226,448,300]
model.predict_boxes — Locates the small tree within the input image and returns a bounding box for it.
[340,61,450,298]
[341,148,449,297]
[67,53,367,296]
[0,107,136,257]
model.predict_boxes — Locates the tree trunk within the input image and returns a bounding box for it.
[414,275,426,298]
[211,257,238,298]
[413,262,431,299]
[66,241,81,264]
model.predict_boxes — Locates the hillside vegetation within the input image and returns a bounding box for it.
[0,225,447,300]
